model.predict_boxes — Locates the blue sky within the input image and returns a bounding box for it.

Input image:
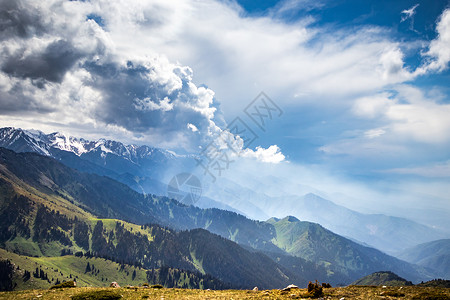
[0,0,449,224]
[228,0,450,178]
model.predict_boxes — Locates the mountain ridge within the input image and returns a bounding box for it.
[397,239,450,279]
[0,147,437,284]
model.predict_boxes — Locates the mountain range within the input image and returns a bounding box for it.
[398,239,450,279]
[0,146,440,288]
[0,127,446,256]
[0,147,305,289]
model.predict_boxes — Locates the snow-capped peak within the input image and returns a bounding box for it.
[47,132,89,156]
[0,127,183,163]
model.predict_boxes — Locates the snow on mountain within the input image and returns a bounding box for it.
[0,127,51,156]
[0,127,180,164]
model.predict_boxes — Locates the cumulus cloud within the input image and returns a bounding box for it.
[241,145,286,163]
[92,0,421,112]
[0,0,448,165]
[2,39,82,83]
[0,0,47,40]
[416,8,450,73]
[0,0,284,159]
[0,0,218,151]
[322,85,450,163]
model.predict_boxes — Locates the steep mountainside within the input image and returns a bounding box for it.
[1,127,445,256]
[351,271,413,286]
[212,179,446,254]
[0,248,228,291]
[0,147,437,285]
[0,127,192,186]
[267,216,434,283]
[0,151,305,289]
[398,239,450,279]
[0,147,279,253]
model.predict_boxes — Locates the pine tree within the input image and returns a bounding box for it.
[85,262,91,273]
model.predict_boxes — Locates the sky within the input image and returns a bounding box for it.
[0,0,449,226]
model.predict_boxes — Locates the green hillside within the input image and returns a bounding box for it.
[267,216,433,283]
[0,248,146,289]
[0,148,303,290]
[0,147,279,253]
[351,271,413,286]
[0,147,437,289]
[0,248,230,291]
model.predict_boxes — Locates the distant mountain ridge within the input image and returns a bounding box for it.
[0,127,447,257]
[0,147,437,284]
[267,216,433,283]
[398,239,450,279]
[0,148,305,289]
[351,271,413,286]
[0,127,192,196]
[0,127,180,160]
[206,178,447,255]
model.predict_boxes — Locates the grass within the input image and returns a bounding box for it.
[1,286,450,299]
[88,219,154,242]
[0,248,148,289]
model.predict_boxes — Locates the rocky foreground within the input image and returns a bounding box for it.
[1,286,450,300]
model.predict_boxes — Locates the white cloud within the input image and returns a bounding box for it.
[90,0,423,114]
[416,9,450,73]
[134,97,174,112]
[0,0,287,159]
[355,86,450,144]
[187,123,198,132]
[364,128,386,139]
[241,145,286,163]
[379,47,413,81]
[352,92,392,118]
[0,0,227,151]
[401,4,419,23]
[323,85,450,160]
[0,0,448,166]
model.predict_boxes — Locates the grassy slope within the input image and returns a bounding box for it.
[267,216,433,283]
[0,248,147,290]
[0,150,296,289]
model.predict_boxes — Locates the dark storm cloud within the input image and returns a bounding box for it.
[0,0,46,40]
[0,0,221,150]
[0,89,55,114]
[2,39,83,83]
[83,60,212,135]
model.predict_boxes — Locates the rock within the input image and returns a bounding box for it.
[253,287,259,291]
[110,281,120,288]
[282,284,299,291]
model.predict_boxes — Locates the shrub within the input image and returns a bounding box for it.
[382,291,405,297]
[150,284,164,289]
[50,280,76,289]
[305,280,323,298]
[72,290,122,300]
